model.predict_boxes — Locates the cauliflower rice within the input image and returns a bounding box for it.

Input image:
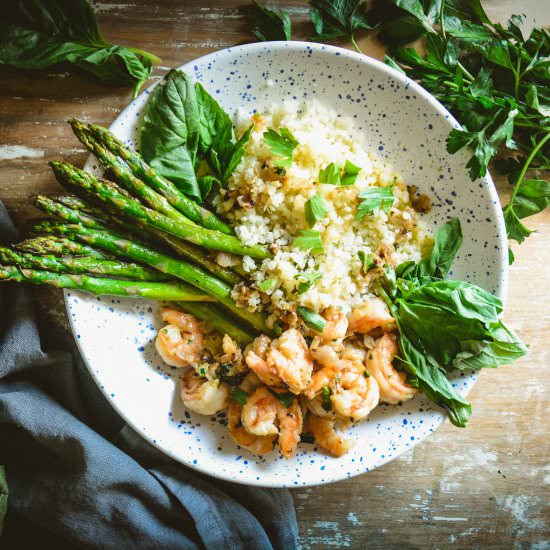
[214,100,432,324]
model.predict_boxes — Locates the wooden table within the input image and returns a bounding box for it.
[1,2,548,548]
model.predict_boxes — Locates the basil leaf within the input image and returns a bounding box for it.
[398,334,472,427]
[305,194,330,227]
[452,321,528,370]
[140,70,201,200]
[292,230,324,253]
[399,218,463,281]
[0,466,7,537]
[0,0,159,97]
[298,306,326,332]
[356,184,395,220]
[222,125,254,182]
[231,387,249,406]
[294,271,322,294]
[252,1,292,41]
[264,127,298,169]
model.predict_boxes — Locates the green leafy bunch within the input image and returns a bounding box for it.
[374,0,550,257]
[0,0,160,97]
[379,219,527,426]
[140,70,253,201]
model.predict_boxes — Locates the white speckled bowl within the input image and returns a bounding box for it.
[66,42,508,487]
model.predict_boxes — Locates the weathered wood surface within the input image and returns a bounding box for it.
[0,2,548,548]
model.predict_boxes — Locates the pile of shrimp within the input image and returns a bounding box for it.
[155,298,418,458]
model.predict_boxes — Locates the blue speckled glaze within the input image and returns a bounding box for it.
[66,42,508,488]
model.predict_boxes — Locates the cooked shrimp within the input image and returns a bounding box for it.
[180,370,229,415]
[245,329,313,394]
[365,333,418,404]
[317,306,348,340]
[347,298,396,335]
[227,401,275,455]
[305,415,355,457]
[306,345,379,421]
[155,307,206,368]
[241,387,303,458]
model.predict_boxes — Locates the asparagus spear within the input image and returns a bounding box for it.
[15,236,109,259]
[0,247,170,281]
[50,162,270,259]
[170,301,255,346]
[70,122,196,225]
[70,119,234,235]
[37,195,242,286]
[31,220,272,335]
[0,265,213,302]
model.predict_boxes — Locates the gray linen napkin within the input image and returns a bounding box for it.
[0,200,298,550]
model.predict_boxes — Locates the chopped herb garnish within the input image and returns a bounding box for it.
[363,368,370,378]
[341,160,361,186]
[300,432,315,444]
[263,127,298,169]
[199,367,206,376]
[358,251,376,272]
[293,229,324,253]
[318,160,361,186]
[258,278,276,292]
[294,271,322,294]
[322,385,332,411]
[305,193,330,227]
[356,184,395,220]
[268,389,295,408]
[231,387,249,406]
[298,306,326,332]
[318,162,341,185]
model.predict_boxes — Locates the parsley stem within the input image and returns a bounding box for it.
[350,34,363,54]
[506,131,550,210]
[439,0,447,39]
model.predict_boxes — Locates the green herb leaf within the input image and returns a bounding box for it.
[398,218,463,281]
[0,0,159,97]
[252,1,292,41]
[263,127,298,169]
[298,306,326,332]
[318,160,361,186]
[258,278,276,292]
[321,385,332,411]
[356,184,395,220]
[231,387,249,406]
[305,194,330,227]
[0,465,7,537]
[358,251,376,272]
[196,82,253,184]
[294,271,322,294]
[293,230,324,253]
[318,162,342,185]
[268,389,296,408]
[140,70,201,200]
[309,0,374,52]
[510,179,550,220]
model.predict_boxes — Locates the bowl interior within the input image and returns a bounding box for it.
[67,42,507,487]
